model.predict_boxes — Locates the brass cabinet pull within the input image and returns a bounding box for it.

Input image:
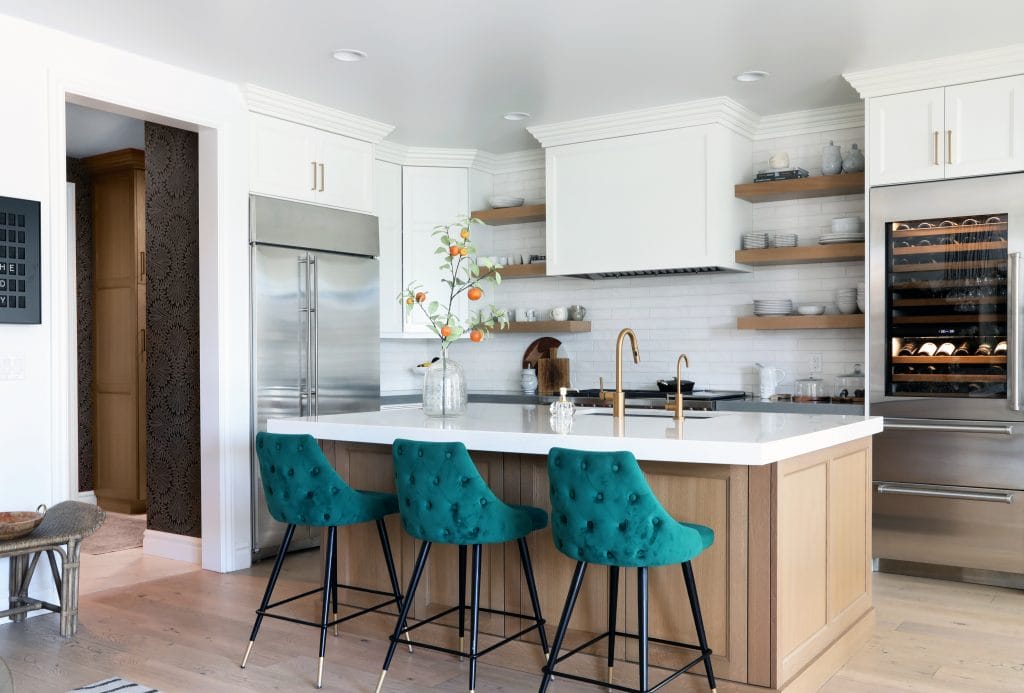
[318,163,325,192]
[139,328,147,354]
[933,131,940,165]
[311,161,317,190]
[947,130,953,164]
[139,250,146,281]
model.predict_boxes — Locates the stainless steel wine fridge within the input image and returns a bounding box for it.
[869,173,1024,584]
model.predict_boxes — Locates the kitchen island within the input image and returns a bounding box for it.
[268,405,882,692]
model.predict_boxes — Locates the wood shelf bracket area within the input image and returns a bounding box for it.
[734,173,865,203]
[737,314,864,330]
[501,320,591,333]
[735,243,864,266]
[471,203,546,226]
[494,262,547,279]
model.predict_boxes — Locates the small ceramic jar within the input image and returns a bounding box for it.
[842,143,865,173]
[521,367,538,394]
[822,140,842,175]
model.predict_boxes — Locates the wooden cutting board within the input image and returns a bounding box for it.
[537,348,570,395]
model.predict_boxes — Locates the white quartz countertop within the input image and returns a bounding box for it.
[268,403,883,466]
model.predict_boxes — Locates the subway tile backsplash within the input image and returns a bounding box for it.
[382,126,866,396]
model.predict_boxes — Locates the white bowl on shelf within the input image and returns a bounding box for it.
[488,196,525,208]
[410,365,430,376]
[836,302,859,314]
[797,305,826,315]
[831,217,863,233]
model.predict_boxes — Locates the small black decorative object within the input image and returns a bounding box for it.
[0,195,41,324]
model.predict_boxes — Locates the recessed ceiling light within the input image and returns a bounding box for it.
[503,112,531,121]
[735,70,770,82]
[332,49,367,62]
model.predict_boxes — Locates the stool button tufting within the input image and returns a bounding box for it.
[606,550,615,559]
[460,476,470,486]
[479,498,488,506]
[444,528,451,536]
[568,489,576,499]
[586,520,594,530]
[619,520,629,531]
[612,464,620,472]
[288,468,295,477]
[445,451,452,459]
[306,491,314,499]
[628,492,638,503]
[323,513,331,521]
[652,517,661,526]
[311,467,320,476]
[418,449,424,457]
[275,443,282,451]
[581,460,588,470]
[595,492,604,502]
[396,445,404,455]
[331,487,339,495]
[433,476,441,485]
[560,514,568,524]
[267,486,273,494]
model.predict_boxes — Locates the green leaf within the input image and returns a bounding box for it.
[433,247,447,254]
[494,273,502,285]
[428,301,439,313]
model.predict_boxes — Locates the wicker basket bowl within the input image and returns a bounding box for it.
[0,505,47,541]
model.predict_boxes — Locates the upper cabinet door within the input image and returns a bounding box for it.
[375,160,404,335]
[250,113,318,202]
[945,75,1024,180]
[869,88,945,186]
[315,132,374,213]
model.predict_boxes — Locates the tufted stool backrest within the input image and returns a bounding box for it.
[255,432,362,527]
[392,439,536,545]
[547,447,708,567]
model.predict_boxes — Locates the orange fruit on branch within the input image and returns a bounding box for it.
[469,330,483,342]
[440,325,452,338]
[460,228,470,240]
[459,247,469,256]
[405,297,414,305]
[415,291,427,303]
[467,287,483,301]
[449,245,460,256]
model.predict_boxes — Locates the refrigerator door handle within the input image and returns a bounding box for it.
[311,255,319,415]
[876,483,1015,504]
[884,422,1014,435]
[300,254,313,413]
[1009,252,1023,411]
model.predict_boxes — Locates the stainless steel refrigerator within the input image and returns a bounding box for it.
[869,173,1024,583]
[250,195,380,560]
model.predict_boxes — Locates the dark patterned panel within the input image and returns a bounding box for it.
[66,157,94,493]
[144,123,201,538]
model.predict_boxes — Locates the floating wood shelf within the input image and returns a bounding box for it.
[496,263,547,279]
[892,221,1005,238]
[472,204,546,226]
[735,243,864,266]
[737,314,864,330]
[501,320,591,333]
[892,355,1006,365]
[892,259,1006,273]
[893,240,1007,256]
[892,374,1004,383]
[734,173,864,203]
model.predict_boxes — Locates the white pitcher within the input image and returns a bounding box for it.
[757,365,787,399]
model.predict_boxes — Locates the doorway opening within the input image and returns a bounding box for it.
[65,102,202,591]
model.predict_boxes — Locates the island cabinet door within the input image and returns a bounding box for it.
[516,455,751,684]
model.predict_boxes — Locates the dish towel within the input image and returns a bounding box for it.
[68,678,159,693]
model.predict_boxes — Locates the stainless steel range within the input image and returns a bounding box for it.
[869,173,1024,584]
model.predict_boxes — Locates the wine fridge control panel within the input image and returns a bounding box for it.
[0,196,40,324]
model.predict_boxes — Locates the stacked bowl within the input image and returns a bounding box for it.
[820,217,865,245]
[742,232,769,249]
[753,299,793,316]
[836,288,859,314]
[770,233,798,247]
[856,282,865,313]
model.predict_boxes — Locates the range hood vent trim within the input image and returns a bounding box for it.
[568,265,746,280]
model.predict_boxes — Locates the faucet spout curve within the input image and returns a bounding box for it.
[613,328,641,418]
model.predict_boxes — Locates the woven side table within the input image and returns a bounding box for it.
[0,501,104,636]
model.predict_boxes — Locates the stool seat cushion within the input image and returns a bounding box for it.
[256,432,398,527]
[392,439,548,545]
[547,447,714,567]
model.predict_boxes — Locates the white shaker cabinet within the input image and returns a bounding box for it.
[249,112,374,213]
[868,76,1024,185]
[545,124,749,276]
[375,160,404,335]
[868,88,945,186]
[401,167,469,333]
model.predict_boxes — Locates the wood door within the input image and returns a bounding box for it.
[945,75,1024,179]
[249,113,318,203]
[314,131,374,213]
[85,149,147,513]
[868,88,945,185]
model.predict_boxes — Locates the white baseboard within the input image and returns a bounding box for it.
[143,529,202,564]
[76,490,97,504]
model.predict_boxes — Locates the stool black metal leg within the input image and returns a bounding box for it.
[458,543,467,657]
[377,519,413,653]
[241,523,295,669]
[468,543,483,693]
[316,525,337,688]
[538,560,588,693]
[376,541,432,693]
[682,562,717,692]
[517,537,549,655]
[330,528,340,637]
[607,565,620,685]
[637,566,649,693]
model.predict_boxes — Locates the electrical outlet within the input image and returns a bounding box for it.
[809,353,823,373]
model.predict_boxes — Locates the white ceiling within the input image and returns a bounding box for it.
[6,1,1024,152]
[65,103,144,158]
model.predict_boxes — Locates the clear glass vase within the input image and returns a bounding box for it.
[422,351,468,418]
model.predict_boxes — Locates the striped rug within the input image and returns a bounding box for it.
[68,678,159,693]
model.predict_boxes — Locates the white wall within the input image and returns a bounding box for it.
[0,13,252,621]
[382,126,866,395]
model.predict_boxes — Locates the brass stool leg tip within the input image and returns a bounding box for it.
[459,635,464,661]
[405,630,413,653]
[316,656,324,689]
[240,640,254,668]
[333,612,339,637]
[374,669,388,693]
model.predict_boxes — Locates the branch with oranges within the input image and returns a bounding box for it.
[398,216,508,347]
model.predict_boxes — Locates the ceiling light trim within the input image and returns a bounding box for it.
[754,103,864,140]
[244,84,394,143]
[331,48,367,62]
[527,96,760,148]
[844,43,1024,98]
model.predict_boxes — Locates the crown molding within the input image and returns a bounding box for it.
[754,103,863,140]
[244,84,394,143]
[375,143,544,174]
[527,96,760,148]
[844,43,1024,98]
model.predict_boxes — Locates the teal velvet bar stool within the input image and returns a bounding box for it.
[539,447,717,693]
[241,432,408,689]
[375,439,550,693]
